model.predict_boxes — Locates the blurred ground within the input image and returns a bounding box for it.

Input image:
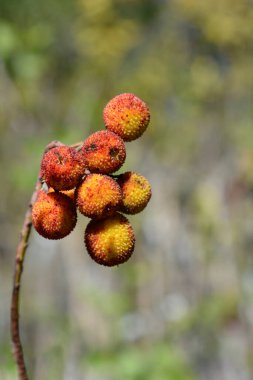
[1,0,253,379]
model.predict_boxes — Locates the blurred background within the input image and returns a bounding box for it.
[1,0,253,379]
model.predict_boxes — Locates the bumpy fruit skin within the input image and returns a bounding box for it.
[85,213,135,266]
[32,191,77,239]
[40,146,85,190]
[103,93,150,141]
[117,171,152,214]
[76,174,122,219]
[81,130,126,174]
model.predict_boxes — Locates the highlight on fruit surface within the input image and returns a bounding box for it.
[76,173,122,219]
[60,188,76,200]
[117,171,152,214]
[48,187,76,201]
[32,191,77,239]
[40,145,85,190]
[81,130,126,174]
[103,93,150,141]
[85,213,135,266]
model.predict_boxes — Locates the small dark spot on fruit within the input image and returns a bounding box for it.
[109,147,119,158]
[135,178,145,188]
[55,152,64,164]
[86,143,97,152]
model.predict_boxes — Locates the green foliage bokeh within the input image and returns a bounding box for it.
[1,0,253,379]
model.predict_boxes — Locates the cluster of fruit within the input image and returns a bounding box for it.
[32,93,152,266]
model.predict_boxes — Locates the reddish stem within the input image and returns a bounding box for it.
[10,179,41,380]
[10,141,83,379]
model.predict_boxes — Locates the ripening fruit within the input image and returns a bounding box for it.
[85,213,135,266]
[81,130,126,174]
[61,188,76,200]
[48,187,76,201]
[76,173,122,219]
[103,93,150,141]
[40,146,85,190]
[32,191,77,239]
[117,171,152,214]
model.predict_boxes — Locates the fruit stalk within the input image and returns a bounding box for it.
[11,178,41,380]
[10,92,150,378]
[10,140,82,380]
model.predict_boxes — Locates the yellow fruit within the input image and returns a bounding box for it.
[117,171,151,214]
[85,213,135,266]
[76,173,122,219]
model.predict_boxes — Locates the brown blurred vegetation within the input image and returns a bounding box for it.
[1,0,253,379]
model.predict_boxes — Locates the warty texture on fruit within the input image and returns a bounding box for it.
[85,213,135,266]
[117,171,152,214]
[32,191,77,239]
[103,93,150,141]
[76,173,122,219]
[40,145,85,190]
[81,130,126,174]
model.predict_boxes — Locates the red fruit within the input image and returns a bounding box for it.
[81,130,126,174]
[76,173,122,219]
[40,146,85,190]
[103,93,150,141]
[32,191,77,239]
[85,213,135,266]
